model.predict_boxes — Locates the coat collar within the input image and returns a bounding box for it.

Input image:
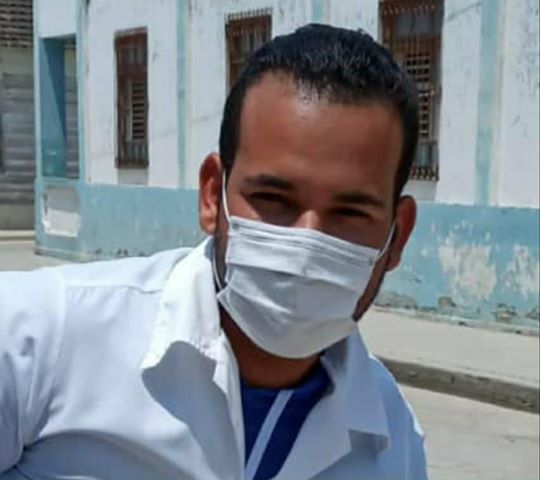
[142,237,390,449]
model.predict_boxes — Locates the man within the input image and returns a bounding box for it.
[0,25,426,479]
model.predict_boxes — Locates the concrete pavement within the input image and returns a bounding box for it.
[405,385,540,480]
[0,230,34,242]
[0,239,67,271]
[362,308,539,413]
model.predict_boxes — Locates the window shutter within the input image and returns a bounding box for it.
[381,0,443,181]
[226,10,272,91]
[115,30,148,168]
[0,0,33,48]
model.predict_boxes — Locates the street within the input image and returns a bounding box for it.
[0,239,66,271]
[404,386,539,480]
[1,239,539,479]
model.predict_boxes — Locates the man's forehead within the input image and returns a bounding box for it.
[234,72,403,202]
[238,76,402,160]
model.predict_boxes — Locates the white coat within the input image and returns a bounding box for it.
[0,239,427,480]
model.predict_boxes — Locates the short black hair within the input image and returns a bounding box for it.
[219,23,419,200]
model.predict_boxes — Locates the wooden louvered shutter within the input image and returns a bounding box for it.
[0,0,33,48]
[115,30,148,168]
[226,10,272,91]
[381,0,443,181]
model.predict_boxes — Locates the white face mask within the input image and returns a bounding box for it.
[214,177,394,359]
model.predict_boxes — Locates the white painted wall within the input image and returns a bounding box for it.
[185,0,380,189]
[37,0,77,38]
[85,0,179,188]
[74,0,538,206]
[496,0,540,208]
[328,0,379,37]
[406,0,483,205]
[406,0,539,208]
[185,0,313,188]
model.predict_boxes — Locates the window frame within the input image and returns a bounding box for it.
[115,28,149,169]
[0,76,4,174]
[380,0,444,181]
[225,9,272,92]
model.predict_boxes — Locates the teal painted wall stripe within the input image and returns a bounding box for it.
[379,202,539,331]
[32,0,42,179]
[35,175,539,331]
[312,0,326,22]
[475,0,503,205]
[76,0,87,183]
[36,181,202,261]
[177,0,187,187]
[33,0,43,235]
[32,0,42,237]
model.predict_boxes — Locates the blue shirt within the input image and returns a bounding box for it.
[241,362,331,480]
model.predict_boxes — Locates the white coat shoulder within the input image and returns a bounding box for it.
[369,355,428,480]
[0,248,191,473]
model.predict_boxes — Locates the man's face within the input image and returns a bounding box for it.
[200,74,416,318]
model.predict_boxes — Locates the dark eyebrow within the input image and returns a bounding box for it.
[242,174,295,191]
[242,175,384,207]
[333,191,385,208]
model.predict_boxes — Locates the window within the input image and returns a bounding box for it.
[380,0,444,181]
[0,0,32,173]
[115,30,148,168]
[0,0,33,48]
[226,10,272,91]
[0,83,3,173]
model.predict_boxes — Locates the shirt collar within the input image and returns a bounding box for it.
[322,335,391,450]
[141,237,221,370]
[141,236,390,449]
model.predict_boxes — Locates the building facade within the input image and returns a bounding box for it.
[0,0,78,229]
[33,0,539,329]
[0,0,35,228]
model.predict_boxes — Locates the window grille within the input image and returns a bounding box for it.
[0,0,32,48]
[381,0,443,181]
[115,30,148,168]
[226,9,272,91]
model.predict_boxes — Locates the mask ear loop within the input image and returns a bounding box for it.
[212,247,225,291]
[374,222,396,263]
[212,172,230,292]
[221,172,231,222]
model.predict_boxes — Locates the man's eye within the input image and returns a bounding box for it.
[251,192,287,204]
[335,207,368,218]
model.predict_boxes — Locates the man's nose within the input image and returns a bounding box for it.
[294,210,324,232]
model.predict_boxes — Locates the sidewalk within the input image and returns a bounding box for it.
[0,234,66,271]
[0,230,34,241]
[362,308,540,413]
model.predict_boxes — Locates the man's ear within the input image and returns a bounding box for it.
[386,195,417,271]
[199,153,223,235]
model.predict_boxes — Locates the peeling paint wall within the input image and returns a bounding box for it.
[404,0,482,205]
[404,0,539,210]
[35,181,202,261]
[496,0,540,207]
[379,203,540,330]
